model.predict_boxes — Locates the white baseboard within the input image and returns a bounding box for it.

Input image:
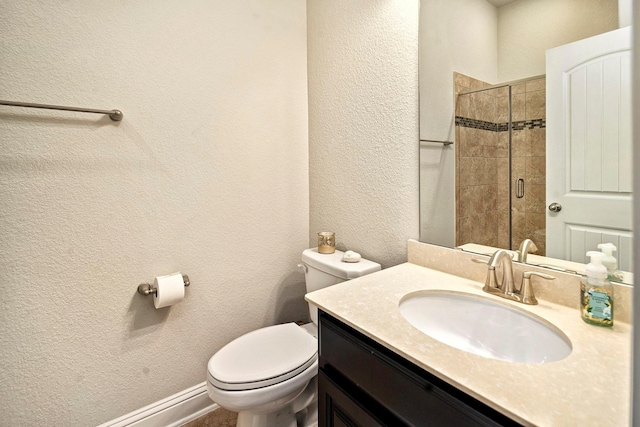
[97,382,218,427]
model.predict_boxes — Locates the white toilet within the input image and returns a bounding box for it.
[207,248,381,427]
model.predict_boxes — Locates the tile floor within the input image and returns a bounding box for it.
[181,408,238,427]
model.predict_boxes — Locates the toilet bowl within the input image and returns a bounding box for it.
[207,323,318,427]
[206,248,381,427]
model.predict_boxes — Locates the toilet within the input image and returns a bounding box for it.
[207,248,381,427]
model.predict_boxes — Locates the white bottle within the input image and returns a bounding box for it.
[580,251,613,327]
[597,243,623,282]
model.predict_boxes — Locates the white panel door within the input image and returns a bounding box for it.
[546,27,632,270]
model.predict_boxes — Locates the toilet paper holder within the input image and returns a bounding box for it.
[137,274,190,297]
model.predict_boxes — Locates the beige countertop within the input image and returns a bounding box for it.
[305,262,631,426]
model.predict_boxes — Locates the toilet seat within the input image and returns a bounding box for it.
[208,323,318,391]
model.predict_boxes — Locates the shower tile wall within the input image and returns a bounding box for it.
[454,73,546,255]
[454,73,502,248]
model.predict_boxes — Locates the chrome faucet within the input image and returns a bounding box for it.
[517,239,538,263]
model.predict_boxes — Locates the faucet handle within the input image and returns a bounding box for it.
[519,271,555,305]
[470,258,500,291]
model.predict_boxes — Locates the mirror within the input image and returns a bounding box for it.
[418,0,633,284]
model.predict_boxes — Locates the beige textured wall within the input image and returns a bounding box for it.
[498,0,619,81]
[307,0,420,268]
[0,1,308,425]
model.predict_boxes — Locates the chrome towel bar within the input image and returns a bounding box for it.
[420,139,453,146]
[0,99,123,121]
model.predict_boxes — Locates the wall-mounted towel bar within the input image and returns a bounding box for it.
[420,139,453,146]
[0,100,123,121]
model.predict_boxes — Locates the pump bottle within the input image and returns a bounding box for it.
[597,243,623,282]
[580,251,613,327]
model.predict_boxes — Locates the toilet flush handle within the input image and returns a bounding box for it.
[297,263,308,274]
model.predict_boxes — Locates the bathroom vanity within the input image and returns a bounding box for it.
[318,310,519,426]
[306,241,631,426]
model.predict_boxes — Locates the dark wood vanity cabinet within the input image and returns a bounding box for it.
[317,310,522,427]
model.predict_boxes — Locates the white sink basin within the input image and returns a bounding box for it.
[399,291,572,364]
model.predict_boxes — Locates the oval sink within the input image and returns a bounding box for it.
[399,291,572,364]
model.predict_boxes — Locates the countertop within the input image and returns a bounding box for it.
[305,262,631,426]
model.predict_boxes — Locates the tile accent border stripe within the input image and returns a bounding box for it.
[455,116,497,131]
[455,116,546,131]
[512,119,545,130]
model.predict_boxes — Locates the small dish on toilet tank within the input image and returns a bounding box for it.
[342,250,361,263]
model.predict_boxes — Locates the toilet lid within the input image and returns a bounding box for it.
[208,323,318,391]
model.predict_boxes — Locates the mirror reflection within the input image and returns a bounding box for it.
[418,0,633,284]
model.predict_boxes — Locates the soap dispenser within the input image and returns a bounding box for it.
[580,251,613,327]
[597,243,623,282]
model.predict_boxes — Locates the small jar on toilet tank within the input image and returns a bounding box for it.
[317,231,335,254]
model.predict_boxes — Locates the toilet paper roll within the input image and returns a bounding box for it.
[153,273,185,309]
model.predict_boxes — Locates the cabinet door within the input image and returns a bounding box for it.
[319,369,399,427]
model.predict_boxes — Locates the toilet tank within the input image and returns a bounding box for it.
[301,248,381,324]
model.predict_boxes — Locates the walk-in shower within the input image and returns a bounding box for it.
[454,73,546,255]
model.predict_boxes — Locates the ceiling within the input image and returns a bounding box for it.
[486,0,517,6]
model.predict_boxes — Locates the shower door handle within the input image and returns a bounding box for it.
[516,179,525,198]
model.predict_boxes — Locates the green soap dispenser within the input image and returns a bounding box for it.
[597,243,623,282]
[580,251,613,327]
